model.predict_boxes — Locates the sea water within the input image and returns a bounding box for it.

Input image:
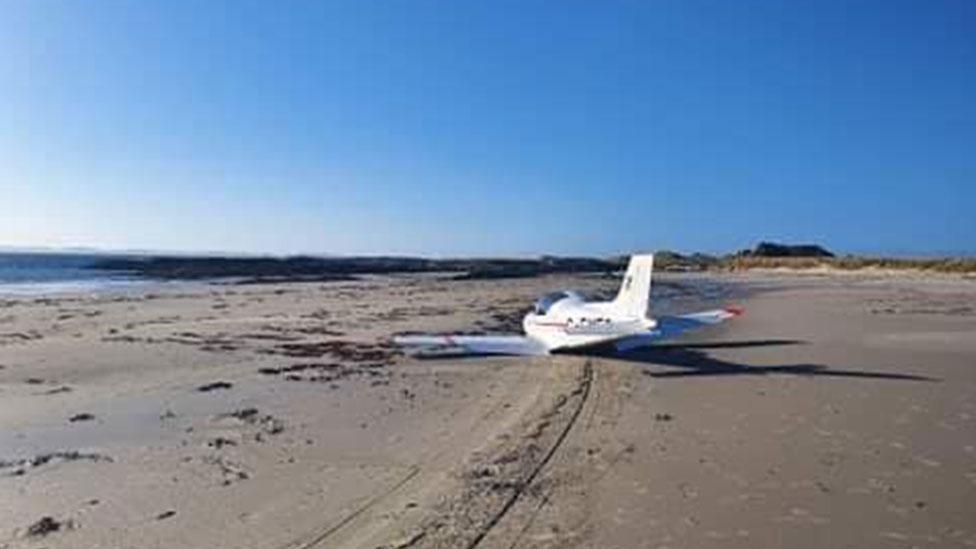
[0,253,144,295]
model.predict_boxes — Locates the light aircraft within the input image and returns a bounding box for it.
[395,254,741,356]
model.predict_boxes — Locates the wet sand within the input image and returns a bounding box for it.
[1,273,975,548]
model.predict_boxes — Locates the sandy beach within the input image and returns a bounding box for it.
[2,272,975,548]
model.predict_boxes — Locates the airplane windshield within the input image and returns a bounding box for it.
[533,291,569,315]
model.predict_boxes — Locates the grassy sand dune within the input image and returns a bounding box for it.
[721,256,976,274]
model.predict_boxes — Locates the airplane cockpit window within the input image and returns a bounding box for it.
[533,291,569,315]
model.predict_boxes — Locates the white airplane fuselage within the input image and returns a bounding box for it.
[522,254,658,352]
[523,292,656,351]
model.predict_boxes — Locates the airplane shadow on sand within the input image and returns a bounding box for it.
[581,339,939,382]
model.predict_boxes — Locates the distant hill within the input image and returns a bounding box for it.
[654,250,720,271]
[738,242,835,258]
[725,242,976,274]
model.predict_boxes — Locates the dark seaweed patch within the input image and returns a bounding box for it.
[196,381,233,392]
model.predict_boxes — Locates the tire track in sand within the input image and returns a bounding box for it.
[284,466,421,549]
[463,360,593,549]
[279,360,551,549]
[383,359,594,549]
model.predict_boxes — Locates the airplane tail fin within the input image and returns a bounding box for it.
[612,254,654,319]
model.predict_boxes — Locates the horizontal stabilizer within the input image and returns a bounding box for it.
[614,307,742,351]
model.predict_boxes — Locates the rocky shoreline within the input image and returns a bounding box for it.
[88,243,976,285]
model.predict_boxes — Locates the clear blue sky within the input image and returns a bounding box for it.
[2,1,974,256]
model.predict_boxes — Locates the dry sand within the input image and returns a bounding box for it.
[1,272,974,548]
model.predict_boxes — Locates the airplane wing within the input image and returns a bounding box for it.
[394,334,549,356]
[613,307,742,352]
[395,307,742,356]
